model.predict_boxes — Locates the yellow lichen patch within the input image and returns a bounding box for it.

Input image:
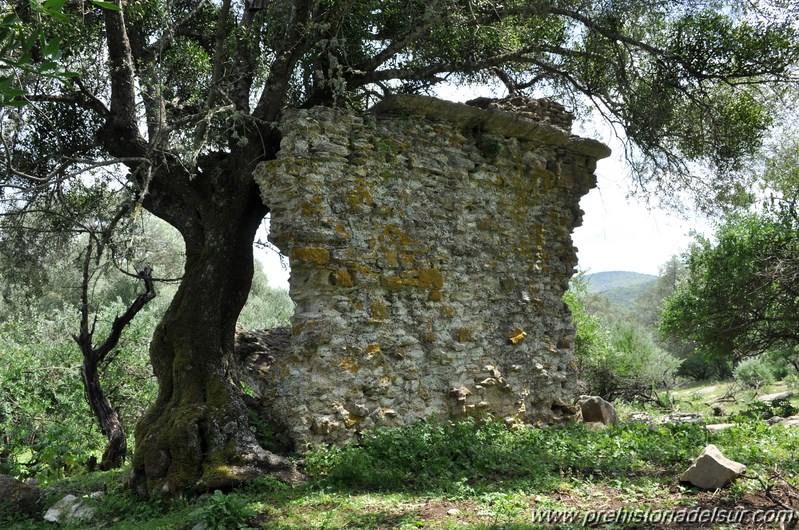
[331,268,353,287]
[370,299,388,321]
[508,329,527,345]
[455,328,472,343]
[334,224,350,239]
[301,196,324,216]
[417,268,444,290]
[382,275,410,291]
[365,344,382,358]
[346,181,374,209]
[427,290,442,302]
[383,268,443,292]
[381,224,417,249]
[345,416,363,428]
[339,358,360,373]
[384,249,399,267]
[293,246,330,265]
[442,306,455,316]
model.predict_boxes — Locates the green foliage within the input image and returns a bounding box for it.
[733,358,775,390]
[192,490,254,530]
[4,410,799,528]
[785,373,799,392]
[0,315,99,478]
[304,417,799,494]
[566,274,681,401]
[0,305,159,480]
[0,2,77,106]
[733,398,798,422]
[237,262,293,330]
[660,204,799,365]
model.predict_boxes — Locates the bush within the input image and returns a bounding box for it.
[192,490,254,530]
[565,275,681,401]
[734,398,798,421]
[785,373,799,391]
[734,357,775,389]
[237,262,294,330]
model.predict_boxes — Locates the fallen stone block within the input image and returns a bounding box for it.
[680,444,746,490]
[705,423,736,434]
[577,396,618,425]
[757,391,793,402]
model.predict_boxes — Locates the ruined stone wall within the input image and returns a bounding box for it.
[250,95,610,449]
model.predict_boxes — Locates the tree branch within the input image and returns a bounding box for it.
[100,0,147,159]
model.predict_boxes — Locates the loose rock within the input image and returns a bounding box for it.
[757,391,793,402]
[705,423,736,434]
[0,474,42,519]
[781,415,799,427]
[577,396,618,425]
[680,444,746,490]
[43,493,102,524]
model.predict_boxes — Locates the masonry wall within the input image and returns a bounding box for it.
[250,95,610,449]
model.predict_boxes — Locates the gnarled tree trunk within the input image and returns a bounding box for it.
[129,183,299,497]
[73,240,156,471]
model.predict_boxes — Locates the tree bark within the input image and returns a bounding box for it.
[81,358,127,470]
[129,181,299,498]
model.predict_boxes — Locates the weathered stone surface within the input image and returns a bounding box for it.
[680,444,746,490]
[663,412,704,424]
[781,415,799,427]
[0,474,42,519]
[43,493,101,524]
[251,96,609,448]
[705,423,736,434]
[577,396,618,425]
[757,391,793,402]
[628,412,653,424]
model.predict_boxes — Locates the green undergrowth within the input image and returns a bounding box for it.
[303,418,799,492]
[4,417,798,529]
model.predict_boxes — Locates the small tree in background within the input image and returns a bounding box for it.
[660,204,799,369]
[566,274,681,402]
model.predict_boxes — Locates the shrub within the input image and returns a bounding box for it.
[565,275,681,401]
[0,304,159,480]
[734,357,775,389]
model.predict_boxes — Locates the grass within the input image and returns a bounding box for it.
[4,386,799,529]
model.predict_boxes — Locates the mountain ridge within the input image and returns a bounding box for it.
[584,270,658,309]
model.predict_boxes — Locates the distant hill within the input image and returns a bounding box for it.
[585,271,658,309]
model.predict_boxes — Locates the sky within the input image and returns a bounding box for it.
[572,154,709,277]
[255,85,713,289]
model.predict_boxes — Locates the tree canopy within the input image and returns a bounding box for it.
[660,203,799,364]
[2,0,799,497]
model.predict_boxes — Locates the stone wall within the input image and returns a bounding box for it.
[248,95,610,449]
